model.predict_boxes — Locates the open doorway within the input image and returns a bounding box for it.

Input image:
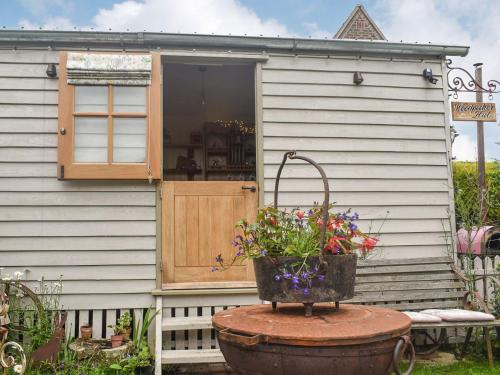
[163,63,256,181]
[161,61,258,286]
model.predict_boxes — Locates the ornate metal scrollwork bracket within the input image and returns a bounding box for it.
[446,59,500,100]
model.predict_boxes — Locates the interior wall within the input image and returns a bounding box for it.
[163,63,255,179]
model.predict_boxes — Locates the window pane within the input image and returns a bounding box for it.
[74,117,108,162]
[113,118,146,163]
[75,86,108,112]
[113,86,146,113]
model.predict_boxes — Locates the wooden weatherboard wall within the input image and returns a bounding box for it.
[261,54,454,259]
[0,50,156,309]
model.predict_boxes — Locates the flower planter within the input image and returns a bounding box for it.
[80,325,92,341]
[111,334,124,348]
[135,364,154,375]
[254,253,357,314]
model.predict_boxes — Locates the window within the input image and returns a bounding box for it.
[58,52,161,179]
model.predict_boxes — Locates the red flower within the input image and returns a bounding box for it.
[296,211,305,220]
[324,236,346,252]
[361,237,378,252]
[316,218,324,227]
[268,217,277,226]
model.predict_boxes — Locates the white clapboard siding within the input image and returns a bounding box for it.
[263,123,446,139]
[262,83,444,102]
[0,178,156,192]
[1,236,156,251]
[263,178,450,192]
[264,55,443,75]
[0,265,155,281]
[0,50,157,310]
[264,137,446,152]
[264,164,448,179]
[0,77,59,90]
[262,54,452,259]
[263,109,444,126]
[263,96,445,113]
[262,69,444,89]
[0,90,58,104]
[0,191,155,206]
[264,151,447,166]
[0,206,155,221]
[0,118,57,133]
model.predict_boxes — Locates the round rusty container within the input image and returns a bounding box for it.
[213,304,414,375]
[254,253,357,304]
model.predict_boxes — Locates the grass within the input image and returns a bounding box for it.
[411,359,498,375]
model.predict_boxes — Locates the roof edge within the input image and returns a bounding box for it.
[0,30,469,58]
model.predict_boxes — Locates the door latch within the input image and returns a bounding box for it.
[241,186,256,192]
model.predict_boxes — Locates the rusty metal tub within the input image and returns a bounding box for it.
[213,304,414,375]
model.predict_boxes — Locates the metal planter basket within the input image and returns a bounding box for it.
[253,151,357,316]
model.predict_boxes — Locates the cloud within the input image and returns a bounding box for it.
[18,16,75,30]
[452,134,477,161]
[92,0,290,36]
[17,0,73,18]
[373,0,500,161]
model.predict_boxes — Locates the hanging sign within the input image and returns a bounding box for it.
[451,101,497,122]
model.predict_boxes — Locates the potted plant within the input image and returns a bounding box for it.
[80,324,92,341]
[214,151,379,316]
[117,312,132,341]
[108,321,124,348]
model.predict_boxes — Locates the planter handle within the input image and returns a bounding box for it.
[392,335,416,375]
[218,328,266,347]
[274,151,330,254]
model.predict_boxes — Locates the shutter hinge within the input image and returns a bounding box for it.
[59,165,64,179]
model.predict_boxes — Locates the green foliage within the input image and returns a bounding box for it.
[411,358,498,375]
[117,311,132,329]
[453,161,499,229]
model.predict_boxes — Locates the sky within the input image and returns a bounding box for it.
[0,0,499,161]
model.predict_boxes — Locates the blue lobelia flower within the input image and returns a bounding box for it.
[274,274,281,281]
[211,267,218,272]
[215,254,223,263]
[260,249,268,256]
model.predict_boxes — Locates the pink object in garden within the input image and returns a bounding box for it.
[457,226,495,254]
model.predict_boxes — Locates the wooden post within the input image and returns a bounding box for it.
[474,63,487,222]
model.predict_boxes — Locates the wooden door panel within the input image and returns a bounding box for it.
[162,181,257,284]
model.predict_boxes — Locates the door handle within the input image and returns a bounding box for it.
[241,186,256,192]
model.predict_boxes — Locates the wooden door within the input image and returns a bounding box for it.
[162,181,258,285]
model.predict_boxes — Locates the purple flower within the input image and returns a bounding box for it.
[349,223,357,231]
[215,254,223,263]
[211,267,219,272]
[260,249,268,256]
[317,274,325,282]
[283,272,292,279]
[236,251,243,257]
[292,276,299,285]
[274,274,282,281]
[231,240,239,247]
[351,212,359,220]
[235,235,243,241]
[303,288,310,296]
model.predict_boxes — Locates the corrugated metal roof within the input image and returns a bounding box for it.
[0,30,469,58]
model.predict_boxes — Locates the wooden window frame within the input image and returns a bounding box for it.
[58,51,162,180]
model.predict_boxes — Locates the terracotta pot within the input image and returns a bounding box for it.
[253,254,357,306]
[80,325,92,341]
[122,326,132,341]
[110,334,124,348]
